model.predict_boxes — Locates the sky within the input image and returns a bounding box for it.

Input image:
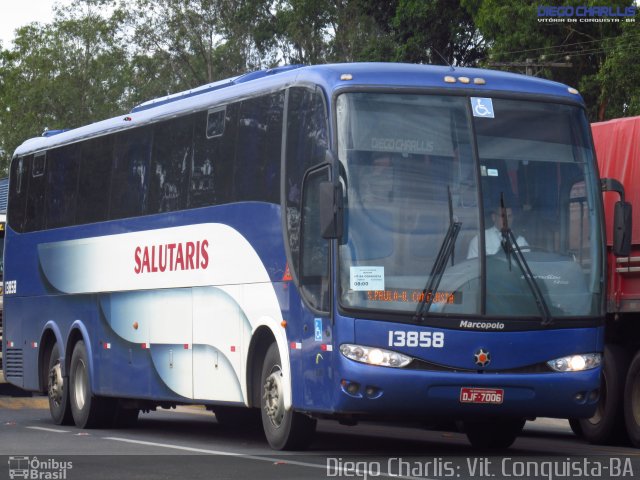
[0,0,63,47]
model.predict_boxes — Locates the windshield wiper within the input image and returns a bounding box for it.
[498,194,553,327]
[414,187,461,322]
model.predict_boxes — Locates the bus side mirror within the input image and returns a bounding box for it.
[613,200,632,257]
[319,181,343,239]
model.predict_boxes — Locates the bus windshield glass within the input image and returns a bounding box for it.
[337,92,602,320]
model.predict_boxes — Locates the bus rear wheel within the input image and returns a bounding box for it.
[111,402,140,428]
[260,343,316,450]
[47,343,73,425]
[624,351,640,447]
[464,418,525,450]
[69,340,109,428]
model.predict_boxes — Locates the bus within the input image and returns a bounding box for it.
[0,176,7,374]
[2,63,624,450]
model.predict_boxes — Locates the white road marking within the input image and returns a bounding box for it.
[103,437,411,479]
[104,437,321,467]
[26,426,70,433]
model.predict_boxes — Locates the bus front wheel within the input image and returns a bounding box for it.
[464,418,525,450]
[260,343,316,450]
[69,340,109,428]
[624,351,640,447]
[47,343,73,425]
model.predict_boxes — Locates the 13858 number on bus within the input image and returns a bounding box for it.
[388,331,444,348]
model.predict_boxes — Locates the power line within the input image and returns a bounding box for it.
[488,58,572,76]
[538,39,640,61]
[494,32,640,58]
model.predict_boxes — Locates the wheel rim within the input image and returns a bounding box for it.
[72,358,87,411]
[48,361,64,407]
[263,365,285,428]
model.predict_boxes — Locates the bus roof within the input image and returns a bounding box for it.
[13,62,583,157]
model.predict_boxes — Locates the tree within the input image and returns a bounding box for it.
[392,0,485,66]
[596,20,640,119]
[122,0,276,94]
[464,0,634,120]
[0,0,130,172]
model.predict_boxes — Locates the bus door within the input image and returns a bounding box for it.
[298,165,333,410]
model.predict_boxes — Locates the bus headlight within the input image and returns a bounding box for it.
[340,344,412,368]
[547,353,601,372]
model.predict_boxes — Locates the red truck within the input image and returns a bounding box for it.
[573,116,640,447]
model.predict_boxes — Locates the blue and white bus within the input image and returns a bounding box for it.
[2,63,613,450]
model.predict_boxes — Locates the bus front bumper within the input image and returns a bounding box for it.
[331,361,600,420]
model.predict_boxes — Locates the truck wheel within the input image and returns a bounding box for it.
[624,351,640,447]
[579,344,628,444]
[47,343,73,425]
[260,342,316,450]
[69,340,108,428]
[464,418,525,450]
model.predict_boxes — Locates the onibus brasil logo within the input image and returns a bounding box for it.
[8,456,73,480]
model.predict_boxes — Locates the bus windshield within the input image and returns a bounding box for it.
[337,92,602,320]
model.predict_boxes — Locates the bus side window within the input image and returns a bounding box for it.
[46,144,80,229]
[284,86,329,306]
[149,115,194,213]
[110,127,152,220]
[235,92,284,204]
[300,166,331,311]
[8,155,30,232]
[24,153,47,232]
[191,104,238,208]
[77,135,113,224]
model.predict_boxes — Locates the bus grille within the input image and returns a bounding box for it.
[4,348,24,380]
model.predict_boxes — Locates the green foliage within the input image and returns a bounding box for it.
[596,20,640,118]
[392,0,485,66]
[0,0,130,172]
[464,0,637,120]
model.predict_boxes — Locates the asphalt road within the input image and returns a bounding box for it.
[1,384,639,480]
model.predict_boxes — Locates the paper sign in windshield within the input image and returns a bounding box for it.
[350,266,385,291]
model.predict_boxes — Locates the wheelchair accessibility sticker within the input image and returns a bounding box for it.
[471,97,495,118]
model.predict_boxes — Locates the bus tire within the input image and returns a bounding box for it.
[215,406,260,430]
[578,344,628,444]
[112,403,139,428]
[47,343,73,425]
[464,418,525,450]
[624,351,640,447]
[260,343,316,450]
[69,340,108,429]
[568,418,583,437]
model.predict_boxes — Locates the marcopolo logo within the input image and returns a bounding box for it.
[537,5,636,23]
[8,456,73,480]
[459,320,505,330]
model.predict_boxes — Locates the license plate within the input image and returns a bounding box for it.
[460,387,504,404]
